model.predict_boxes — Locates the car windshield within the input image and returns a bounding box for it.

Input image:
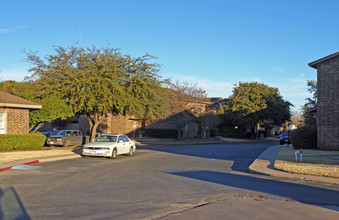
[95,135,117,143]
[58,130,71,136]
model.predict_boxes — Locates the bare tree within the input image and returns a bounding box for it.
[167,80,207,99]
[291,111,304,127]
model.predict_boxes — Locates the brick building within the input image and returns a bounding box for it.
[143,91,220,138]
[309,52,339,150]
[67,91,221,139]
[0,91,42,134]
[98,93,220,139]
[44,89,221,139]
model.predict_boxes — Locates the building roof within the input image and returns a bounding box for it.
[0,90,42,109]
[308,51,339,69]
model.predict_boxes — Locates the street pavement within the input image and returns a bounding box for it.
[1,138,338,186]
[1,138,338,219]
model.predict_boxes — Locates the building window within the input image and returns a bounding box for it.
[0,112,6,134]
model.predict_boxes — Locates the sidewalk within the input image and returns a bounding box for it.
[0,147,82,172]
[249,145,339,185]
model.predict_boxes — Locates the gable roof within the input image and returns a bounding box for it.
[0,91,42,109]
[308,52,339,69]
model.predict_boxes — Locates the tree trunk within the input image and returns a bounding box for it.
[90,122,99,141]
[250,124,257,139]
[29,122,44,133]
[87,113,105,142]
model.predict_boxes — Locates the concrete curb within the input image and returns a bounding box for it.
[0,160,40,172]
[249,145,339,185]
[0,154,82,172]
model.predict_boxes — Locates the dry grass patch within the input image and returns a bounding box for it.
[274,146,339,178]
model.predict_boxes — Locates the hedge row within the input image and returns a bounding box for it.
[0,133,46,151]
[290,126,317,149]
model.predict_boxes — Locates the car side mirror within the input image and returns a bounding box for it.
[119,140,123,143]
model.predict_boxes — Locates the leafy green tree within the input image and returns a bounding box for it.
[221,82,292,137]
[0,80,34,100]
[302,80,317,125]
[25,46,166,140]
[0,80,73,132]
[29,96,73,131]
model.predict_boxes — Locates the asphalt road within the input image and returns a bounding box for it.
[1,142,338,219]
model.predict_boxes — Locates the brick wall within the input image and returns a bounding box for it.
[316,56,339,150]
[0,107,29,134]
[62,94,221,139]
[146,110,199,138]
[101,114,142,136]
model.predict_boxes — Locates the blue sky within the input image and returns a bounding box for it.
[1,0,338,111]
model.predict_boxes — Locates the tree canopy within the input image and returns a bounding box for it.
[166,80,208,99]
[221,82,292,132]
[25,46,167,140]
[302,79,317,125]
[0,80,73,131]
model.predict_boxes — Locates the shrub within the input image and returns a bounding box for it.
[290,126,317,149]
[0,133,46,151]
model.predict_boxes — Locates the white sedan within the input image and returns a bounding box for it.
[82,134,136,159]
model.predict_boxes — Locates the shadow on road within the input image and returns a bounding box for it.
[168,170,339,211]
[139,142,275,173]
[139,143,339,212]
[0,187,31,220]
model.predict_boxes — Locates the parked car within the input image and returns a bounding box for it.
[46,130,83,147]
[40,131,58,145]
[82,134,136,159]
[40,131,58,138]
[279,131,292,145]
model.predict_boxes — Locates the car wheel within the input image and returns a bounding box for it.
[128,147,133,156]
[63,141,69,148]
[111,148,117,159]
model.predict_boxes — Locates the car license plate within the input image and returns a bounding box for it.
[50,142,54,144]
[89,150,96,155]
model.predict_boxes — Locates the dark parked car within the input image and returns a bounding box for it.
[46,130,83,147]
[279,131,292,145]
[40,131,58,138]
[40,131,58,145]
